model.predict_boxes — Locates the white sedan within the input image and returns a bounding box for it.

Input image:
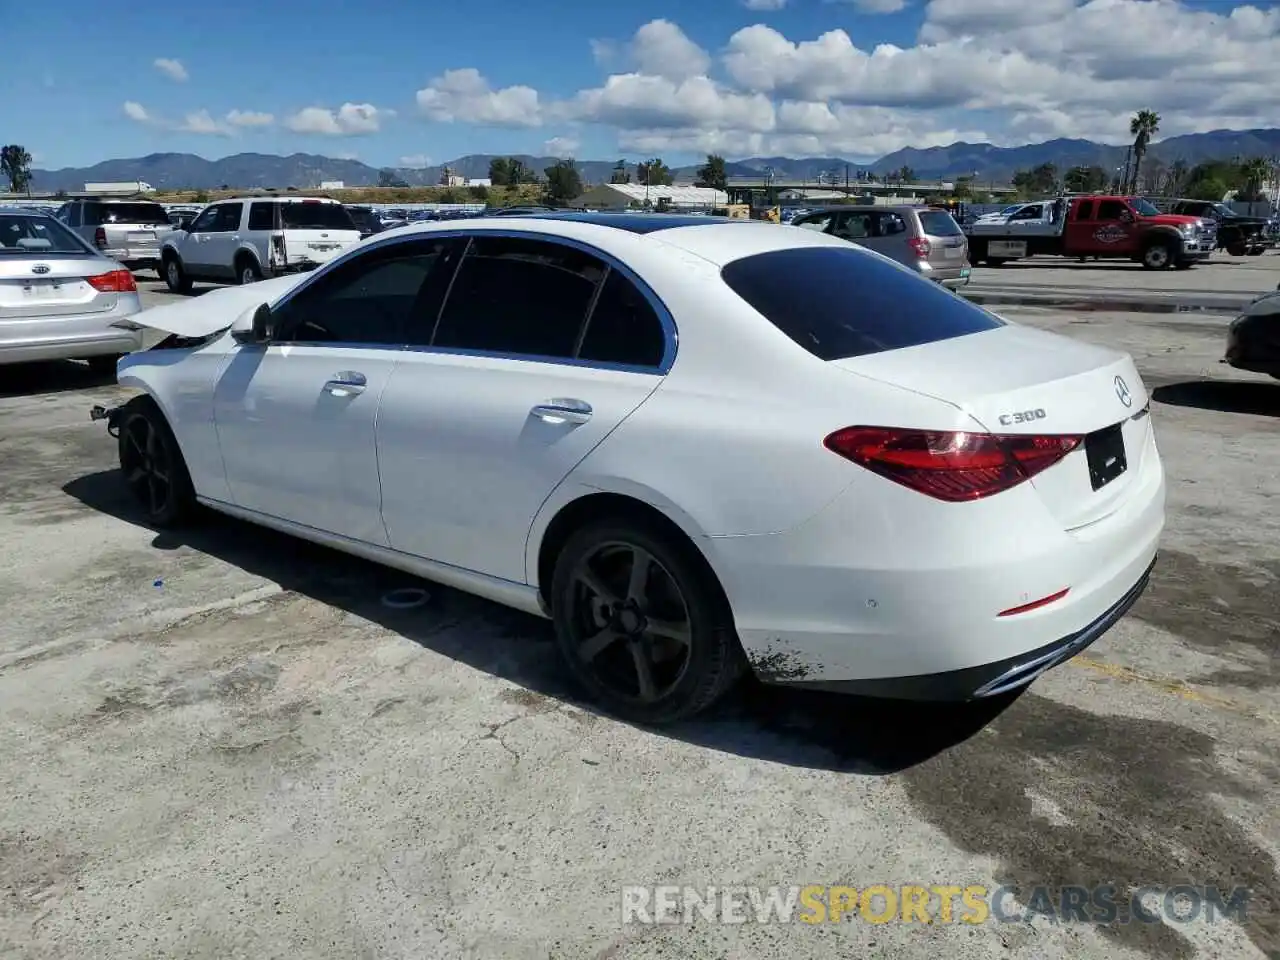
[96,212,1165,724]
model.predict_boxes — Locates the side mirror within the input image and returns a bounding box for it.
[231,302,273,344]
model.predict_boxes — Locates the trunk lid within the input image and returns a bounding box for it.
[831,323,1152,530]
[0,255,117,320]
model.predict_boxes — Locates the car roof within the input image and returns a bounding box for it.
[378,212,848,267]
[214,196,340,204]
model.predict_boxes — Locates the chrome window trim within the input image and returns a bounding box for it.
[267,226,679,374]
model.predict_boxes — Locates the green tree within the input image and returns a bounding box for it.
[635,157,672,187]
[2,145,34,194]
[193,190,210,203]
[378,168,408,188]
[488,157,512,186]
[895,165,915,183]
[1236,157,1271,202]
[1063,164,1108,193]
[543,159,583,206]
[1185,177,1228,202]
[1128,109,1160,193]
[609,160,631,184]
[695,154,728,190]
[469,184,489,202]
[1011,162,1058,197]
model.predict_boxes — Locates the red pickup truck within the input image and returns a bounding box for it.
[966,195,1216,270]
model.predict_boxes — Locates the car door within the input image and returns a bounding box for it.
[211,235,455,544]
[181,204,224,275]
[198,202,243,279]
[376,233,669,583]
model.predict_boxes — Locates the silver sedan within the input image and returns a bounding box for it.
[0,208,144,371]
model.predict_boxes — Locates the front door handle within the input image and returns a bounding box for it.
[530,399,592,425]
[323,370,367,397]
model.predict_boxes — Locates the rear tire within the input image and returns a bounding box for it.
[550,519,745,725]
[1141,241,1174,270]
[235,256,263,286]
[1228,241,1247,257]
[163,255,191,294]
[116,396,196,529]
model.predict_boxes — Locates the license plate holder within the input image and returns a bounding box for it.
[21,279,70,300]
[1085,423,1127,490]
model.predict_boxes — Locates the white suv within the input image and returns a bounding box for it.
[159,197,361,292]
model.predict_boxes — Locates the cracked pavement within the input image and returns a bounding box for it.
[1,263,1278,959]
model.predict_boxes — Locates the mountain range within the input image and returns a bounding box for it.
[25,128,1280,192]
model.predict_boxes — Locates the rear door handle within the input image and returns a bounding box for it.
[530,399,592,424]
[323,371,367,396]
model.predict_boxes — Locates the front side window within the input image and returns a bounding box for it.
[431,236,606,359]
[272,238,453,345]
[189,207,220,232]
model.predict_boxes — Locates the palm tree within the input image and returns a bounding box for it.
[1237,156,1271,202]
[1128,110,1160,194]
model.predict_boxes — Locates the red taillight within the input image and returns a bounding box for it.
[908,237,931,258]
[823,427,1083,502]
[93,227,107,248]
[86,269,138,293]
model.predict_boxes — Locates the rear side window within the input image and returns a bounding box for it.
[578,270,666,367]
[1075,200,1095,220]
[279,203,357,231]
[432,236,605,359]
[248,202,277,231]
[720,247,1004,361]
[213,203,243,232]
[917,211,963,236]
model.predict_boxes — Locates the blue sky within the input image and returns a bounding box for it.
[7,0,1280,170]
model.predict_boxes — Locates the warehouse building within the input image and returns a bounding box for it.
[569,183,728,211]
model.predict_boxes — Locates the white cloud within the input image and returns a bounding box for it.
[153,57,188,82]
[122,101,152,124]
[742,0,788,10]
[399,154,432,167]
[544,136,581,157]
[285,103,389,135]
[178,109,233,136]
[416,68,542,127]
[226,109,274,128]
[629,19,711,80]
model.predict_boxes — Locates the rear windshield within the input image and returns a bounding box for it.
[83,203,170,226]
[0,214,92,254]
[917,211,963,237]
[278,203,357,230]
[721,246,1003,361]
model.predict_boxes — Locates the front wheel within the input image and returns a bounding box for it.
[117,396,196,528]
[1227,242,1247,257]
[163,256,191,293]
[550,520,745,725]
[1141,241,1174,270]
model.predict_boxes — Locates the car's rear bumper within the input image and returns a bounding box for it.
[0,296,145,365]
[103,247,162,269]
[784,557,1154,700]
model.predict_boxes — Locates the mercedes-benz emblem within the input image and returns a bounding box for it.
[1114,375,1132,408]
[31,263,50,275]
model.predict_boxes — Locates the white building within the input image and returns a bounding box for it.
[319,180,345,190]
[570,183,728,210]
[467,178,492,188]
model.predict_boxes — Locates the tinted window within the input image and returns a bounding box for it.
[0,215,91,254]
[248,202,276,231]
[279,203,357,230]
[878,212,907,235]
[832,212,874,240]
[795,214,832,232]
[1074,200,1095,220]
[82,202,171,226]
[1129,198,1160,216]
[213,204,242,231]
[1096,200,1126,221]
[720,247,1004,361]
[432,236,605,359]
[189,207,219,232]
[578,270,666,368]
[274,239,451,345]
[918,211,963,236]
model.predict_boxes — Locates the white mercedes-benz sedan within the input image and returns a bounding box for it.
[95,212,1165,724]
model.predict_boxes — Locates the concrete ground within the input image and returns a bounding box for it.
[1,272,1278,959]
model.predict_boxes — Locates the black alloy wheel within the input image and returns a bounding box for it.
[117,397,195,527]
